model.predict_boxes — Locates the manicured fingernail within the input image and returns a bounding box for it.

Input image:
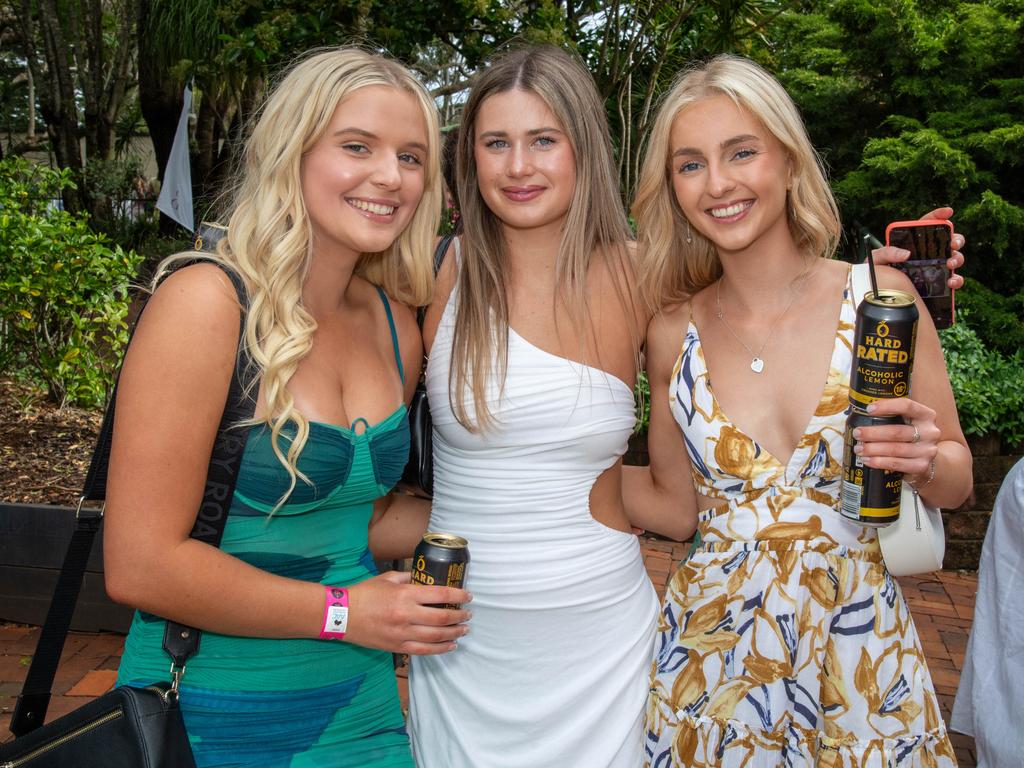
[853,443,864,454]
[866,403,876,413]
[852,428,862,439]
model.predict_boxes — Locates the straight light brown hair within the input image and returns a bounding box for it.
[450,45,638,430]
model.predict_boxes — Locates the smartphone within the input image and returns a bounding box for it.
[885,219,955,329]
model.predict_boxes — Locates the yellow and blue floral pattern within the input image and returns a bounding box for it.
[646,270,956,767]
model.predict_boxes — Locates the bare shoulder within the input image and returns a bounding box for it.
[117,262,242,428]
[141,261,242,342]
[433,235,459,305]
[648,300,692,368]
[423,236,460,348]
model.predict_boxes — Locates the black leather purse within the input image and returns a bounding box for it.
[1,264,256,768]
[399,234,454,499]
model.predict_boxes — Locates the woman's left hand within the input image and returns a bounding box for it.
[852,397,939,484]
[870,206,966,290]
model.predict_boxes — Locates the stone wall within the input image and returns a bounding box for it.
[623,431,1022,571]
[945,435,1023,570]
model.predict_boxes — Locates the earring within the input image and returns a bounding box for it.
[685,218,693,244]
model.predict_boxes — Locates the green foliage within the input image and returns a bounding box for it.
[940,312,1024,447]
[634,370,651,434]
[0,157,143,408]
[769,0,1024,354]
[953,278,1024,357]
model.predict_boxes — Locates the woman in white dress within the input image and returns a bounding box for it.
[372,46,659,767]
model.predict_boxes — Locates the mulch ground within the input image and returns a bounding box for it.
[0,379,101,505]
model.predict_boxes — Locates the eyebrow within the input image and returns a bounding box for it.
[332,127,428,153]
[478,127,564,139]
[671,133,762,158]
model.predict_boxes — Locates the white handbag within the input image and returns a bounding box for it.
[850,263,945,576]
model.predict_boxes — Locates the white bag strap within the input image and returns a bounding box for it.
[851,262,872,309]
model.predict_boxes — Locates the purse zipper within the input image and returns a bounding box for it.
[1,707,123,767]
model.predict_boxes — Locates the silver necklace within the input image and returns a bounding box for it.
[715,276,802,374]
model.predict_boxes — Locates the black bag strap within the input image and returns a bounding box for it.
[417,233,455,328]
[10,262,256,737]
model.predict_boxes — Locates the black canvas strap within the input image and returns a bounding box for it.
[11,263,256,737]
[417,233,455,328]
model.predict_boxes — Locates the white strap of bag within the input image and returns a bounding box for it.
[849,262,945,576]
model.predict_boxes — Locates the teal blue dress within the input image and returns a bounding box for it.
[117,286,414,768]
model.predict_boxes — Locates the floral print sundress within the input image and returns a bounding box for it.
[646,268,956,767]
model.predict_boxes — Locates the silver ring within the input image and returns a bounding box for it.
[911,424,921,444]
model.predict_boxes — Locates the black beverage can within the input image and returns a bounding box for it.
[849,289,918,411]
[840,412,903,527]
[411,532,470,608]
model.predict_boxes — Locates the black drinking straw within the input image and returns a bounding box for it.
[866,249,880,299]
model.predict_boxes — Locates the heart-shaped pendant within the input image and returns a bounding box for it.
[750,358,765,373]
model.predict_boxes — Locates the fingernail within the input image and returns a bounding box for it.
[866,403,876,413]
[852,428,862,439]
[461,626,470,636]
[853,443,863,454]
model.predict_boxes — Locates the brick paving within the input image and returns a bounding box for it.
[1,539,980,765]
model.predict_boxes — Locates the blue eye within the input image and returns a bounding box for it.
[534,136,555,147]
[733,148,757,160]
[677,161,702,174]
[343,143,369,154]
[399,152,422,166]
[485,139,508,149]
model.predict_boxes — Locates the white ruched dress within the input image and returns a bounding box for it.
[408,284,659,768]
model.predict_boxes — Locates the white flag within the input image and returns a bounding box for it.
[157,85,194,232]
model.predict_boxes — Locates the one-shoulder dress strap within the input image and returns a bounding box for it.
[374,285,404,385]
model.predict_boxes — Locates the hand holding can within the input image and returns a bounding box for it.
[411,533,470,609]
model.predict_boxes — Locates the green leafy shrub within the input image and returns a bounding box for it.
[634,370,650,434]
[953,278,1024,358]
[940,313,1024,449]
[0,157,143,408]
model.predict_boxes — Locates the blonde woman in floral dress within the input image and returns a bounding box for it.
[625,55,972,766]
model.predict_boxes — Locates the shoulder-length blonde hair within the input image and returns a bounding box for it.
[451,45,636,431]
[633,54,841,309]
[156,47,441,503]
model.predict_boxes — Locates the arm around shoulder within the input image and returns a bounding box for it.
[622,306,699,541]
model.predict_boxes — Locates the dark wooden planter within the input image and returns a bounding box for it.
[0,503,133,633]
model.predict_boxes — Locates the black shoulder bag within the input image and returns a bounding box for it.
[1,265,256,768]
[399,233,454,499]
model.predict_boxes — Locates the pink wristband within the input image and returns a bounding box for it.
[320,586,349,640]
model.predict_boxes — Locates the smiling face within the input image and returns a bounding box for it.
[669,94,794,259]
[300,85,428,261]
[472,88,576,235]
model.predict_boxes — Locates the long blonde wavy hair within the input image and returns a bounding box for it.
[156,47,441,503]
[633,54,841,310]
[450,46,637,431]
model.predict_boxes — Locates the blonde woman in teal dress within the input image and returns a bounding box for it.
[625,55,972,766]
[104,49,470,767]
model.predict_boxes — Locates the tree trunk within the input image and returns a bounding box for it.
[24,0,86,212]
[137,0,185,235]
